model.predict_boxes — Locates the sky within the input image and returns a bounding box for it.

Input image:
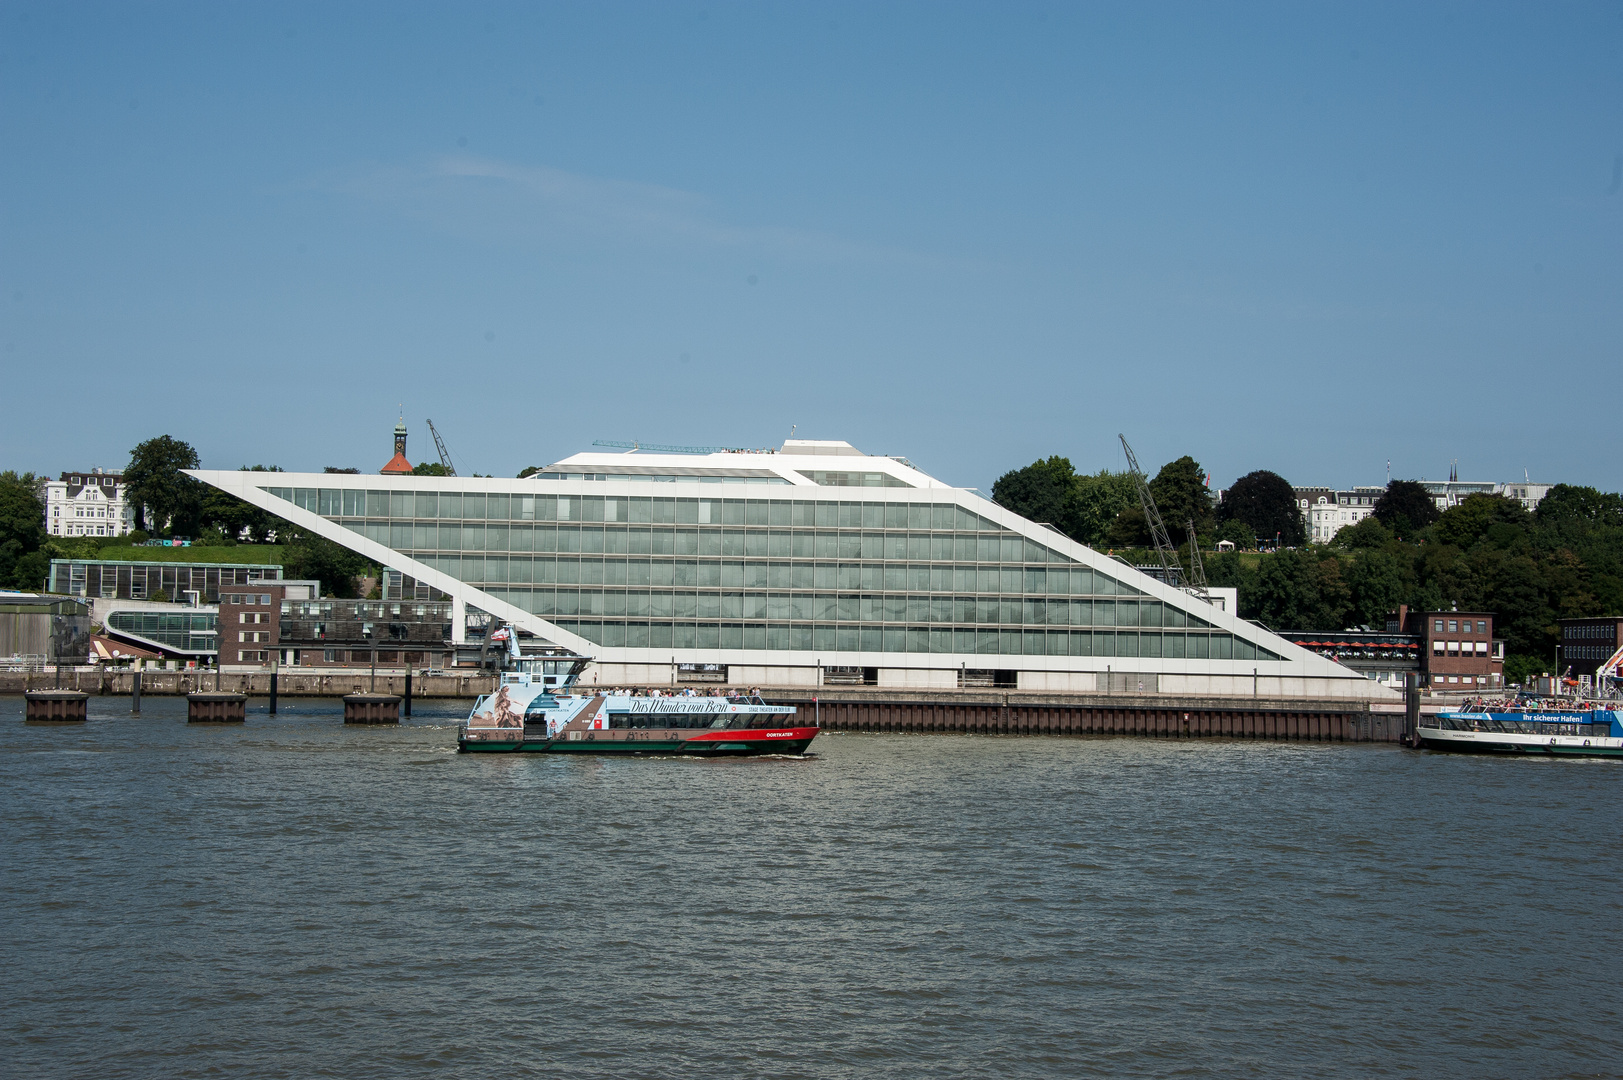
[3,1,1620,493]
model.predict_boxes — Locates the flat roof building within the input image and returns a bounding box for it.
[48,559,282,603]
[190,440,1396,700]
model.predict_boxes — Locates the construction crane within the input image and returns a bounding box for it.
[592,439,752,455]
[1118,433,1183,590]
[426,419,458,476]
[1185,520,1210,601]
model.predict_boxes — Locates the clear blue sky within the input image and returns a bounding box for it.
[3,2,1620,492]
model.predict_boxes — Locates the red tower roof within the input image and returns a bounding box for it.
[380,452,413,475]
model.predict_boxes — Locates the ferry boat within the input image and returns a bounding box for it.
[456,657,817,756]
[1416,702,1623,757]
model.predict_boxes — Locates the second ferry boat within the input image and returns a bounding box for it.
[457,658,818,756]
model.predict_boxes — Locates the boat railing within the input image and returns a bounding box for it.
[1423,715,1608,736]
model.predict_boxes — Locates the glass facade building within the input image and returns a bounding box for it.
[192,441,1389,699]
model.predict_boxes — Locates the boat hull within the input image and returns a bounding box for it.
[1416,729,1623,757]
[458,726,819,756]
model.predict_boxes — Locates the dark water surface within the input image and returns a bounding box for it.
[2,696,1620,1079]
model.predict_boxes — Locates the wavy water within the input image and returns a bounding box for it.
[2,695,1620,1078]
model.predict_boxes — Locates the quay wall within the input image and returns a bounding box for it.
[763,688,1412,743]
[1,676,1418,742]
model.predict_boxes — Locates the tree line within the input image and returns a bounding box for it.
[993,454,1623,683]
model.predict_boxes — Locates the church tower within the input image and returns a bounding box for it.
[381,416,413,475]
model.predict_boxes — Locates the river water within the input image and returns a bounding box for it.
[2,695,1619,1079]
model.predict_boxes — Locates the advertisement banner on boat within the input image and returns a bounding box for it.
[467,683,551,728]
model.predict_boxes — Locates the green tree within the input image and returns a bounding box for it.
[1072,470,1138,546]
[412,461,451,477]
[1245,548,1351,632]
[1535,484,1623,526]
[1216,518,1257,549]
[1107,455,1212,549]
[125,435,203,535]
[1148,455,1214,535]
[1432,493,1531,551]
[1218,470,1304,547]
[323,466,361,474]
[517,465,542,479]
[1373,479,1439,539]
[993,456,1080,536]
[1331,515,1394,551]
[1344,550,1409,628]
[280,525,373,599]
[0,471,47,588]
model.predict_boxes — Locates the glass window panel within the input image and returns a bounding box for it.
[1235,637,1256,660]
[510,525,533,552]
[1164,632,1185,658]
[604,529,628,555]
[366,490,388,516]
[651,529,675,555]
[1094,630,1115,655]
[485,524,509,551]
[555,559,578,584]
[627,560,651,587]
[1212,634,1232,659]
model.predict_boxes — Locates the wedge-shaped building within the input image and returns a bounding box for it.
[190,440,1391,699]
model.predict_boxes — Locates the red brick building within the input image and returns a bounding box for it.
[219,583,290,666]
[1386,606,1505,690]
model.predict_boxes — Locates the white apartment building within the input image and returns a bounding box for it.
[1424,479,1553,512]
[45,469,135,538]
[1294,487,1382,543]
